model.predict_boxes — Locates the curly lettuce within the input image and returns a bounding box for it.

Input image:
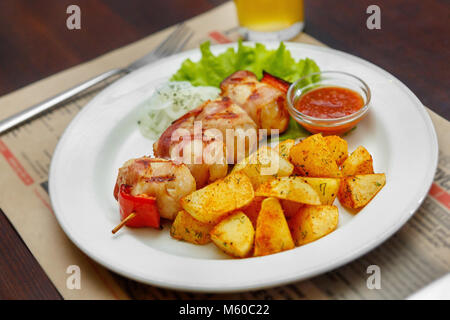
[171,41,320,87]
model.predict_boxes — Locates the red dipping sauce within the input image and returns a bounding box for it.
[295,86,364,119]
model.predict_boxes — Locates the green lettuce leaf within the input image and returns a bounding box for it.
[274,118,310,142]
[171,40,319,87]
[171,42,237,87]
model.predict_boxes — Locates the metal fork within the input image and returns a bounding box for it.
[0,23,194,134]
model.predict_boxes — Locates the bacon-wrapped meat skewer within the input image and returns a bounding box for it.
[113,157,196,223]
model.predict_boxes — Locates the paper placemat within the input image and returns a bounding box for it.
[0,1,449,300]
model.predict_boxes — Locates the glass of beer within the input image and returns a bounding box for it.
[234,0,304,41]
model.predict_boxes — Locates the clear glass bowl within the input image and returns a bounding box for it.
[286,71,371,135]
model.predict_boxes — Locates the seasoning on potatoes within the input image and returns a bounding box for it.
[210,211,255,258]
[232,146,293,189]
[289,134,341,178]
[180,172,254,224]
[299,177,340,205]
[274,139,296,160]
[324,135,348,166]
[241,196,264,228]
[254,197,295,257]
[341,146,374,176]
[255,176,321,205]
[338,174,386,209]
[170,210,214,245]
[288,205,339,246]
[280,200,304,218]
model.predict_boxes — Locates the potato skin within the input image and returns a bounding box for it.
[341,146,374,176]
[255,176,321,205]
[180,172,254,224]
[254,197,295,257]
[289,134,341,178]
[338,174,386,209]
[324,135,348,166]
[274,139,296,160]
[299,177,340,205]
[210,211,255,258]
[170,210,213,245]
[288,205,339,246]
[232,146,293,189]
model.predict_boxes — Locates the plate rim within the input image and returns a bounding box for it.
[49,41,439,293]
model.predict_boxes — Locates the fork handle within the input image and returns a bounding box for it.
[0,68,127,134]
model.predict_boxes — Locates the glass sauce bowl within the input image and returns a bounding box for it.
[286,71,371,135]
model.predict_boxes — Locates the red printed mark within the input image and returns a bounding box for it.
[208,31,232,44]
[0,141,122,299]
[33,188,122,299]
[33,188,54,214]
[0,139,34,185]
[429,183,450,210]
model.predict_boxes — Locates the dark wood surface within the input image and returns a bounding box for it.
[0,0,448,300]
[0,210,62,299]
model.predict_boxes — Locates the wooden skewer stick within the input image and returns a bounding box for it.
[112,212,136,234]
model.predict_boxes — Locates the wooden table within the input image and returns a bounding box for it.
[0,0,448,299]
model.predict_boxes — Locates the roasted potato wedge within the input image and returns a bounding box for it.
[274,139,296,160]
[241,196,264,228]
[341,146,374,176]
[180,172,254,224]
[324,135,348,166]
[299,177,340,205]
[280,200,304,218]
[254,197,295,256]
[232,146,293,189]
[170,210,213,245]
[210,211,255,258]
[288,205,339,246]
[289,134,341,178]
[255,177,321,205]
[338,174,386,209]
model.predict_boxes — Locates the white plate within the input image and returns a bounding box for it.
[49,42,438,292]
[408,273,450,300]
